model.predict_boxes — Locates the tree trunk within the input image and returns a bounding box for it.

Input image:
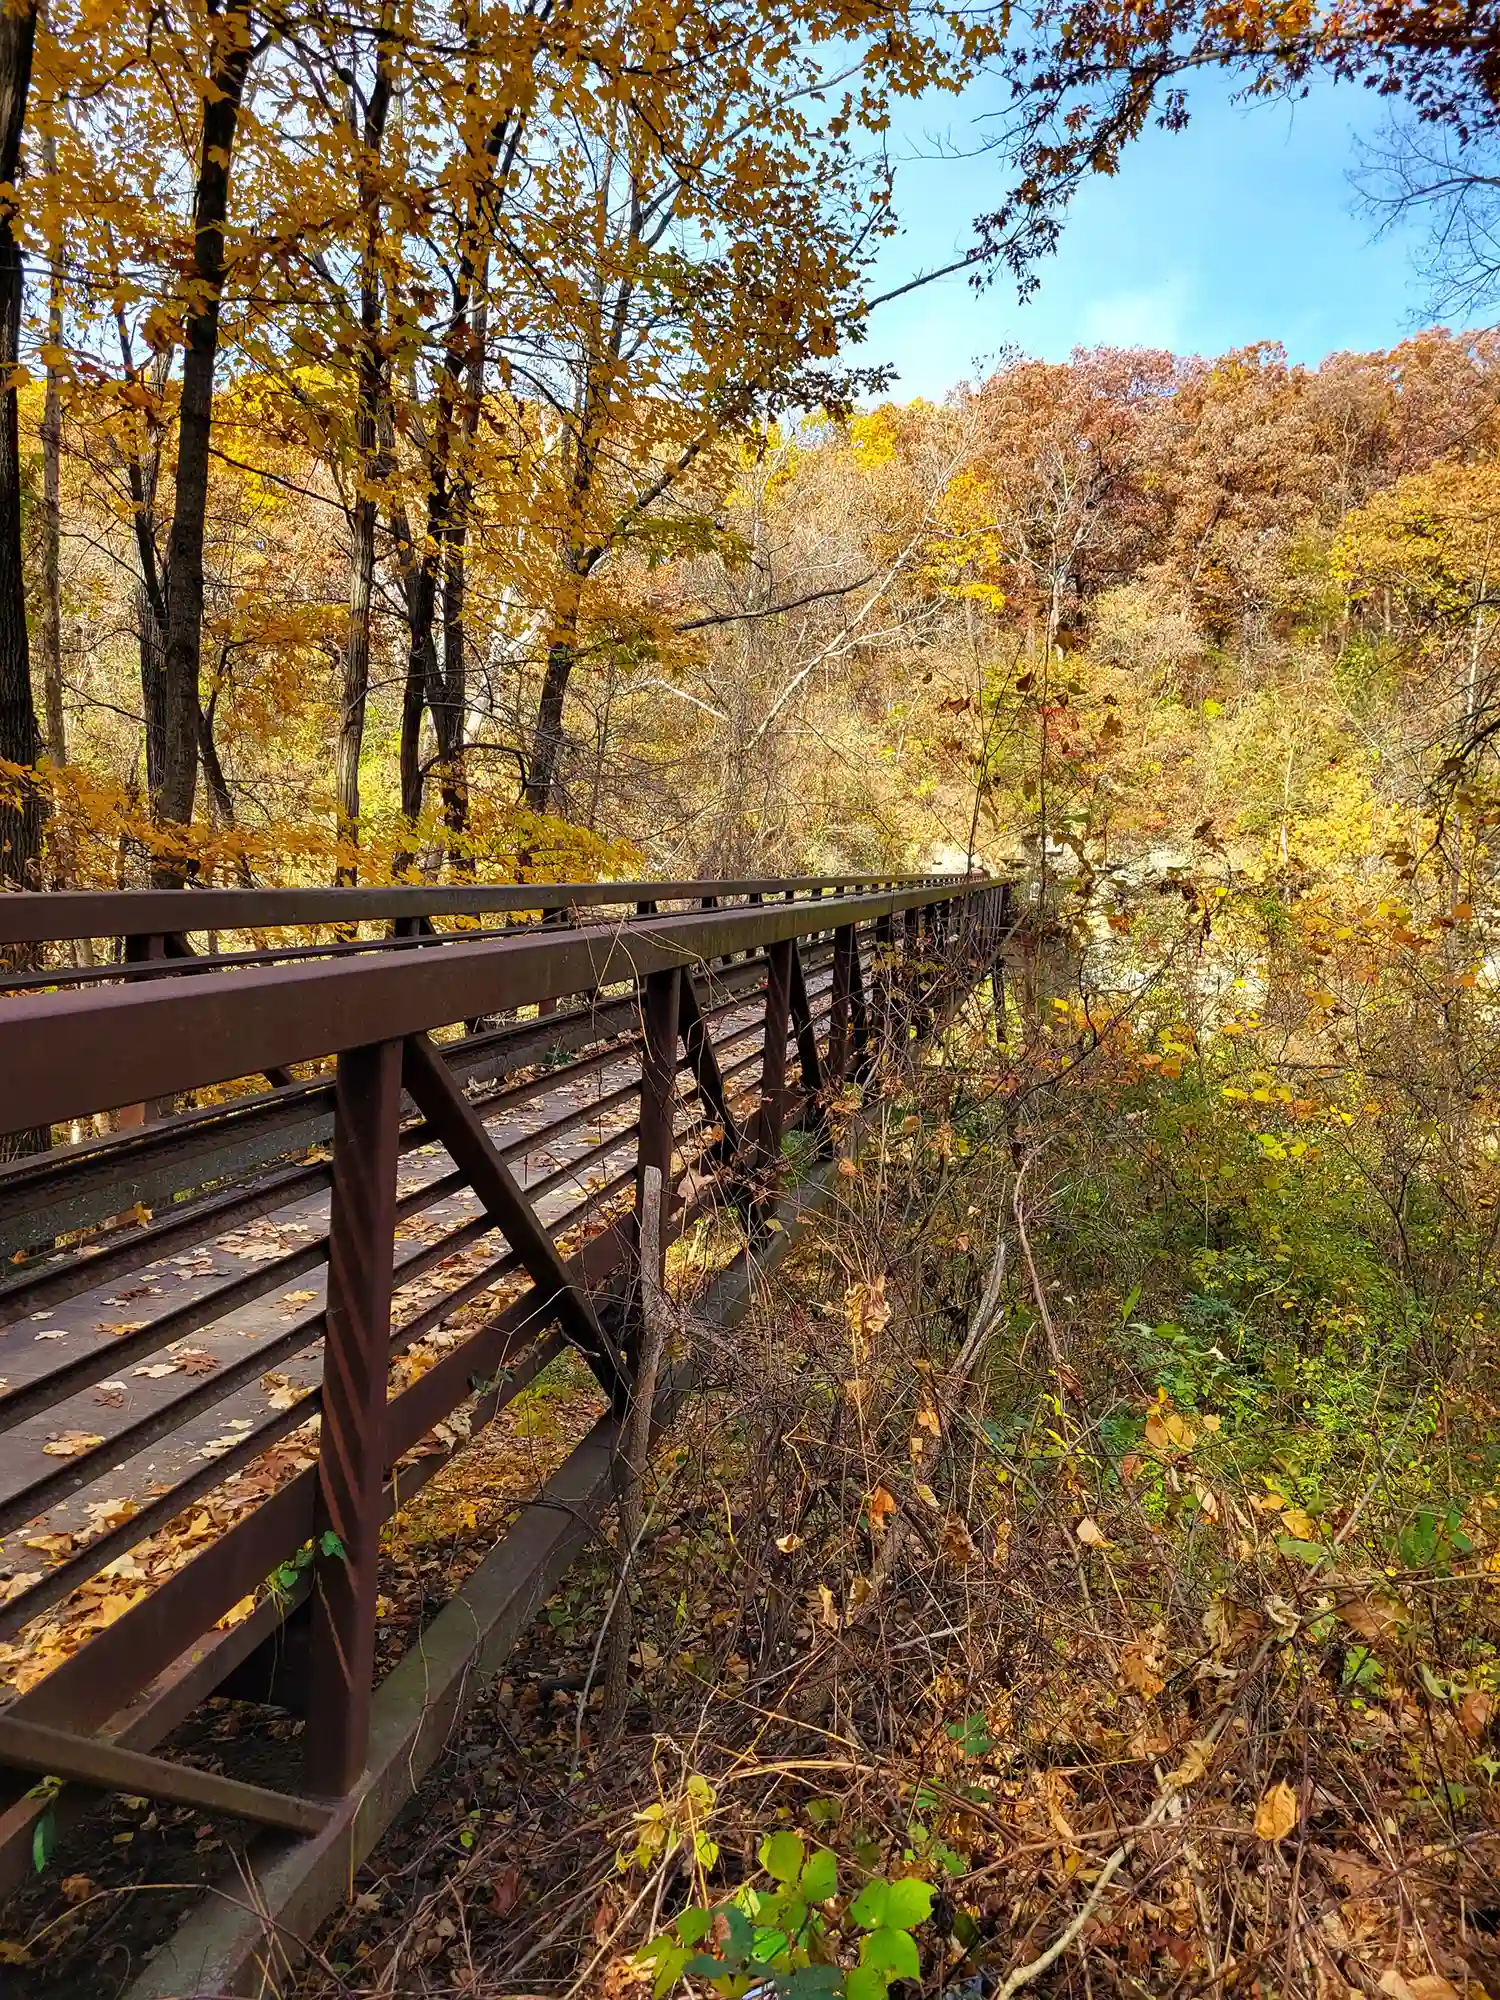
[334,11,394,887]
[437,525,470,864]
[526,618,577,815]
[139,582,168,795]
[37,122,63,766]
[197,691,252,884]
[155,0,254,879]
[0,0,41,890]
[400,557,438,826]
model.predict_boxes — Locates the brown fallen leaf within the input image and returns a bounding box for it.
[94,1385,125,1408]
[42,1431,104,1459]
[1253,1779,1300,1842]
[1379,1973,1461,2000]
[175,1350,220,1377]
[1336,1594,1403,1645]
[1120,1635,1166,1698]
[867,1485,897,1530]
[98,1321,148,1337]
[1459,1689,1495,1738]
[1324,1849,1382,1895]
[60,1874,96,1905]
[491,1865,524,1917]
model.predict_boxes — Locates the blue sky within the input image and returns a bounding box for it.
[858,72,1449,398]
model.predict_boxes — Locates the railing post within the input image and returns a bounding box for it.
[538,902,565,1016]
[633,965,681,1337]
[755,938,793,1169]
[827,925,854,1083]
[118,933,167,1127]
[304,1036,402,1797]
[872,911,894,1058]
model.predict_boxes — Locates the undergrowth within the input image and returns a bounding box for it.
[287,979,1500,2000]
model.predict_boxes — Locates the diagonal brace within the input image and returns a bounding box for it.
[787,940,823,1103]
[0,1713,330,1834]
[677,972,744,1160]
[401,1033,628,1402]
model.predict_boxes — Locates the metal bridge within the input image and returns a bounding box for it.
[0,871,1011,1994]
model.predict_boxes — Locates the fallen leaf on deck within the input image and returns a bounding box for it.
[175,1350,219,1376]
[42,1431,104,1458]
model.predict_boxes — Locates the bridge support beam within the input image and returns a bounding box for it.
[304,1037,401,1798]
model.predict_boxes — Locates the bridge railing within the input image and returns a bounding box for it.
[0,871,1011,1988]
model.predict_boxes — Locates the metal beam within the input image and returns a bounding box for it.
[399,1031,628,1399]
[0,883,990,1133]
[0,1714,330,1835]
[304,1039,402,1797]
[0,875,961,946]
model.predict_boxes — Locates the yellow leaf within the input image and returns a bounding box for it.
[845,1276,890,1347]
[1279,1506,1318,1539]
[1253,1779,1299,1842]
[1168,1737,1215,1788]
[42,1431,104,1458]
[1076,1517,1106,1546]
[867,1485,897,1529]
[914,1481,940,1509]
[774,1533,803,1554]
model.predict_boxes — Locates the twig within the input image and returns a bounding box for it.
[992,1631,1279,1999]
[847,1227,1008,1627]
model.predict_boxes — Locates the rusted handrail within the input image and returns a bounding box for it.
[0,871,1013,1991]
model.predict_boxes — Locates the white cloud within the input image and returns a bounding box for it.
[1078,274,1194,350]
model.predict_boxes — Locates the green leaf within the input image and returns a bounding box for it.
[762,1831,805,1886]
[676,1908,714,1946]
[882,1877,933,1928]
[638,1935,691,2000]
[799,1848,838,1902]
[844,1968,888,2000]
[1275,1536,1323,1565]
[32,1807,55,1874]
[781,1968,842,2000]
[944,1713,993,1758]
[721,1906,754,1957]
[861,1927,920,1979]
[850,1880,890,1929]
[318,1529,349,1564]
